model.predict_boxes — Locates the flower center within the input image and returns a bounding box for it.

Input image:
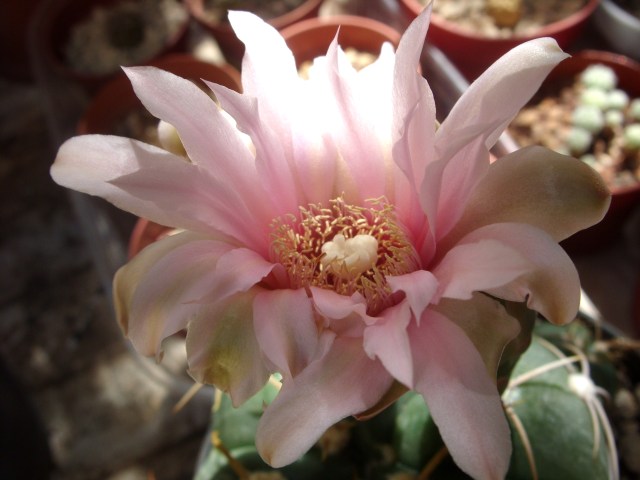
[270,196,419,314]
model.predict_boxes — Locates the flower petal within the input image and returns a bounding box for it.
[186,289,270,406]
[193,247,277,304]
[458,223,581,324]
[256,337,392,467]
[114,231,234,356]
[309,287,373,335]
[309,37,391,201]
[51,135,269,252]
[433,135,491,239]
[363,301,413,386]
[205,82,302,216]
[443,146,611,246]
[387,269,439,320]
[392,2,436,193]
[123,67,253,180]
[253,288,319,379]
[229,10,299,103]
[228,11,305,210]
[411,310,511,480]
[433,238,532,301]
[432,39,569,239]
[433,293,520,379]
[436,38,569,160]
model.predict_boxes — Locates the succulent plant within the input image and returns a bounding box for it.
[623,123,640,150]
[580,88,609,109]
[579,64,617,91]
[630,98,640,120]
[572,105,605,135]
[606,89,630,111]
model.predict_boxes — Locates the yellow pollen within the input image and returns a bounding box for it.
[270,196,419,314]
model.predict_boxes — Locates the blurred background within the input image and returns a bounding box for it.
[1,0,639,478]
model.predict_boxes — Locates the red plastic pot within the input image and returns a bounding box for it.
[183,0,323,64]
[280,14,402,68]
[398,0,600,81]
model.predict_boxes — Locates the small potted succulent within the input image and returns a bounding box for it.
[509,51,640,252]
[183,0,323,63]
[398,0,599,80]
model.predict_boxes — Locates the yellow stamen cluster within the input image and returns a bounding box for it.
[270,197,419,314]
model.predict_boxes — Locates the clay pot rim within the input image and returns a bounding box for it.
[399,0,600,43]
[183,0,324,31]
[280,14,402,46]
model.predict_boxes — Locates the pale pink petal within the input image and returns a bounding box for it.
[193,247,277,304]
[411,310,511,480]
[52,135,269,252]
[123,67,256,183]
[459,223,581,324]
[442,146,612,246]
[433,238,532,301]
[256,337,393,467]
[309,37,390,200]
[114,231,235,357]
[392,3,436,193]
[393,95,439,264]
[253,289,319,379]
[432,39,568,240]
[186,290,270,406]
[436,38,569,160]
[309,287,374,335]
[229,11,299,103]
[434,294,520,379]
[228,12,304,208]
[387,269,439,319]
[206,83,301,215]
[434,135,491,239]
[363,301,413,386]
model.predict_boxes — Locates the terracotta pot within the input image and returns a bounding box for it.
[398,0,599,81]
[593,0,640,61]
[183,0,323,64]
[279,15,402,69]
[76,54,242,258]
[34,0,190,92]
[509,51,640,253]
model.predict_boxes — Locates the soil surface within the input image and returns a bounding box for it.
[427,0,588,37]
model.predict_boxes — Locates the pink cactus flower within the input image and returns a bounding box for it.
[51,5,610,479]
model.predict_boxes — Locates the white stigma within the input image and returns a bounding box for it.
[321,233,378,278]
